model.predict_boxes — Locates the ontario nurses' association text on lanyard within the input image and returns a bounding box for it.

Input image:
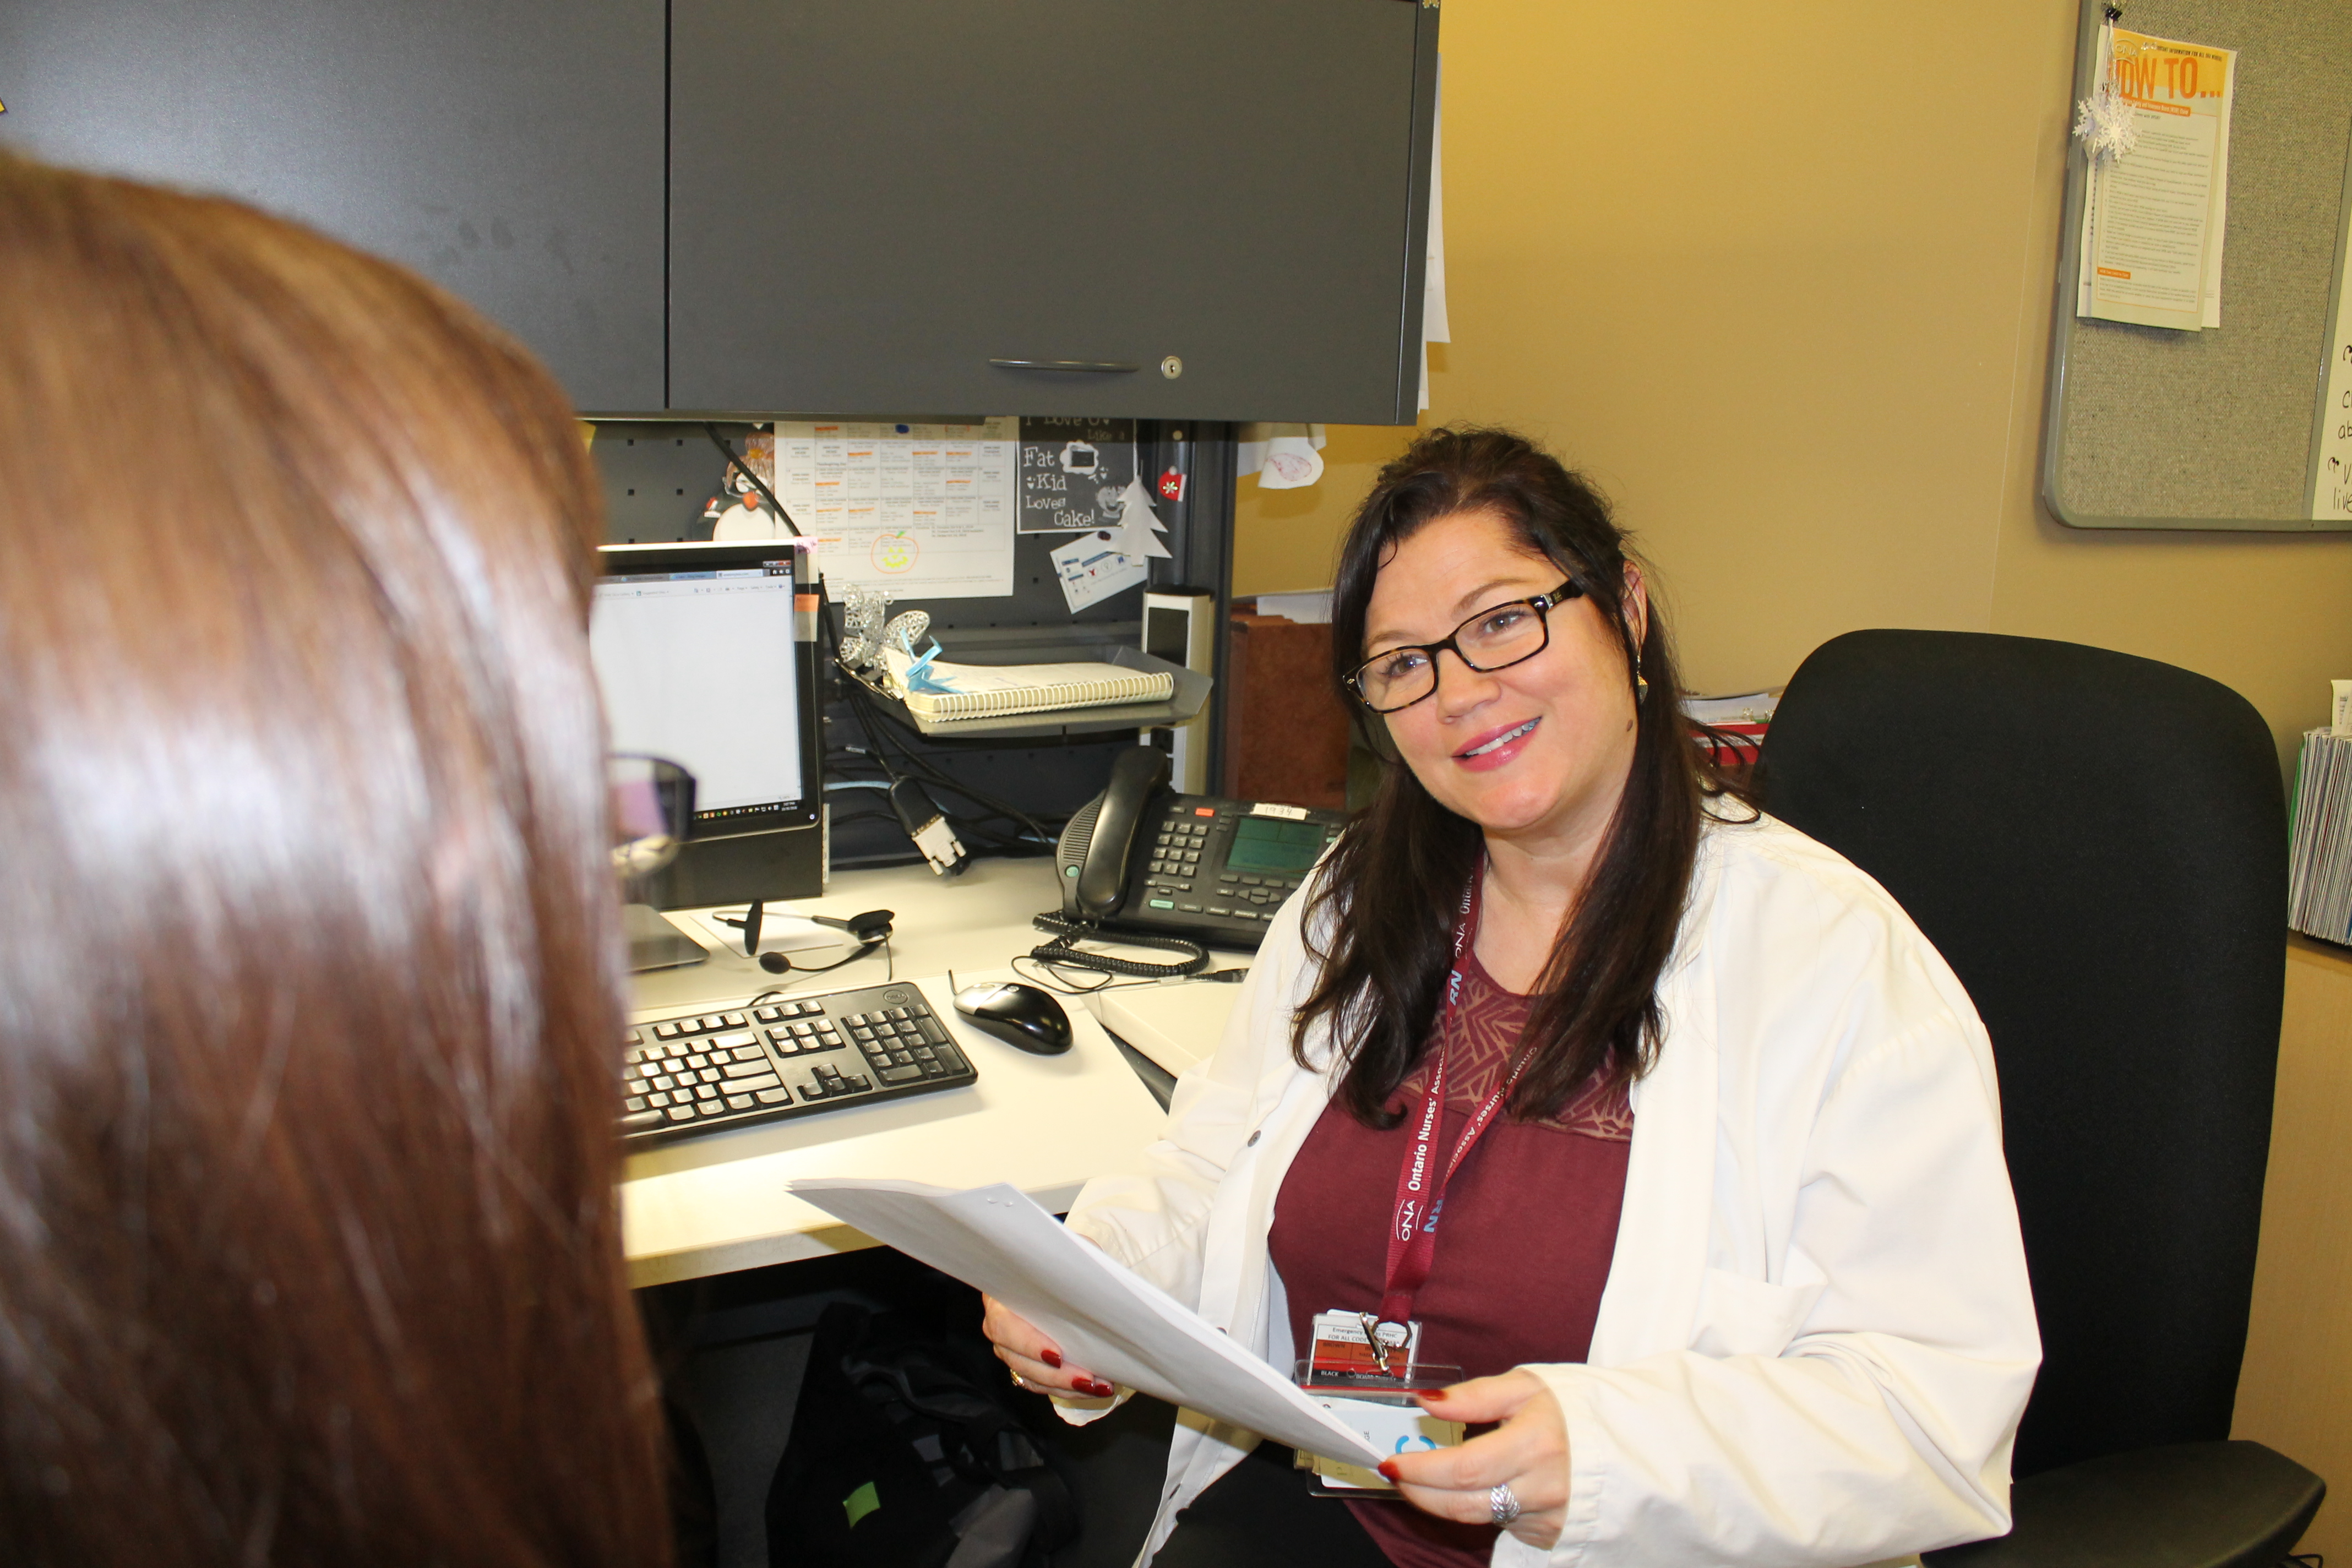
[1307,870,1534,1382]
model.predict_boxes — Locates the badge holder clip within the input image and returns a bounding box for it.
[1292,1315,1465,1497]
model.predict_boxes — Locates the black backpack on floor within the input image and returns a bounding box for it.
[766,1302,1079,1568]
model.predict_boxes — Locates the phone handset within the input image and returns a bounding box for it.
[1038,746,1208,979]
[1061,745,1170,921]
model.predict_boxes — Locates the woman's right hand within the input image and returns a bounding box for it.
[982,1294,1118,1400]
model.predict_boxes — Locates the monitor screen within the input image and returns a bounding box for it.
[592,542,816,836]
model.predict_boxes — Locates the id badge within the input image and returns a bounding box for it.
[1297,1310,1462,1494]
[1305,1309,1420,1383]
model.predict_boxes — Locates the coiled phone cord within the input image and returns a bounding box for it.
[1028,913,1209,979]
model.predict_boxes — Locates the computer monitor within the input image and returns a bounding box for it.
[593,541,824,968]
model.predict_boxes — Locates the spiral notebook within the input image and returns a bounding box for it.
[883,649,1174,720]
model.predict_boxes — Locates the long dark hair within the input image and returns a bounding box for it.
[1295,426,1737,1126]
[0,156,672,1566]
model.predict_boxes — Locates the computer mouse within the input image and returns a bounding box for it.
[952,981,1072,1056]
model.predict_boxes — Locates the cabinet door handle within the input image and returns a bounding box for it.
[988,357,1140,373]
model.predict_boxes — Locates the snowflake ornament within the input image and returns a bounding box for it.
[2074,83,2140,165]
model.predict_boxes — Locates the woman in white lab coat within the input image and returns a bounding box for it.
[986,427,2039,1568]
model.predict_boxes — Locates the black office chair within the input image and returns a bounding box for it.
[1754,630,2325,1568]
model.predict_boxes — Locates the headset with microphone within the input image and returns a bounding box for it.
[728,903,895,975]
[705,902,889,973]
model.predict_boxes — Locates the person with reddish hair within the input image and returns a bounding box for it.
[0,153,673,1567]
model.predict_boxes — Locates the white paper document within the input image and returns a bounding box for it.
[2077,28,2235,331]
[773,420,1019,599]
[2311,219,2352,519]
[1420,58,1449,410]
[1047,530,1148,614]
[1112,475,1173,560]
[786,1178,1384,1467]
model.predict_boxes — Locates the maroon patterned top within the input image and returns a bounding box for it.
[1267,946,1633,1568]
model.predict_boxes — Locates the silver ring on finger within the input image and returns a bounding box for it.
[1488,1483,1523,1527]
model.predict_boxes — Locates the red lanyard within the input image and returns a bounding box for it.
[1376,870,1534,1330]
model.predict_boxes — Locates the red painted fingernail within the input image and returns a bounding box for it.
[1084,1378,1116,1397]
[1378,1460,1401,1481]
[1417,1386,1448,1401]
[1041,1348,1063,1369]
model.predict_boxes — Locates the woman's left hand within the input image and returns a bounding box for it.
[1380,1369,1568,1551]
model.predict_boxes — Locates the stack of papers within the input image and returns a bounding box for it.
[2290,730,2352,944]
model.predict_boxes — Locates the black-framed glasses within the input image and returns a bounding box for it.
[1345,580,1585,714]
[609,754,696,877]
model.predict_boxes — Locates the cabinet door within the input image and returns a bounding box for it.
[671,0,1435,423]
[0,1,666,412]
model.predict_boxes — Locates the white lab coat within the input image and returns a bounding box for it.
[1061,810,2040,1568]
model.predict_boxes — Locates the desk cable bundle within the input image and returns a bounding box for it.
[818,584,1067,874]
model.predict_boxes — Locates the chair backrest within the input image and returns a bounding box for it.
[1755,630,2287,1478]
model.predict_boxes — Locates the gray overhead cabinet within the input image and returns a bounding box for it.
[0,1,670,412]
[2,1,1438,422]
[669,0,1438,422]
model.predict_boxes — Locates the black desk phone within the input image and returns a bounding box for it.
[1055,747,1347,950]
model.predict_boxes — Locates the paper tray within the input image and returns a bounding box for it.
[846,645,1210,738]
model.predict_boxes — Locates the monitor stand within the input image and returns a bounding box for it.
[623,903,709,973]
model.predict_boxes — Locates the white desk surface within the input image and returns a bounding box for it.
[1092,982,1244,1076]
[620,856,1244,1286]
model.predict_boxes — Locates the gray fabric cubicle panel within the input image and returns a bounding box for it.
[591,420,1233,635]
[2046,0,2352,529]
[588,418,1244,870]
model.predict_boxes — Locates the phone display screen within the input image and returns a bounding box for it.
[1226,816,1329,873]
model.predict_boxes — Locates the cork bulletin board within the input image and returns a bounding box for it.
[2045,0,2352,530]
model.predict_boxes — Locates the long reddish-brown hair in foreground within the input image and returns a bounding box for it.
[0,154,671,1566]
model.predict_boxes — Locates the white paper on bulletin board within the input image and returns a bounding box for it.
[2309,170,2352,520]
[2075,28,2236,333]
[772,419,1019,599]
[1048,529,1148,613]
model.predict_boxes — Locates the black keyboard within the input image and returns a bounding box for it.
[620,981,977,1145]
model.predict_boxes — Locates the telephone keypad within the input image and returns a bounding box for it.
[1092,798,1344,949]
[1151,818,1211,878]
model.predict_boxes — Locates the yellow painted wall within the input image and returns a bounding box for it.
[1231,424,1405,594]
[2239,943,2352,1564]
[1231,5,2352,1552]
[1232,0,2352,777]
